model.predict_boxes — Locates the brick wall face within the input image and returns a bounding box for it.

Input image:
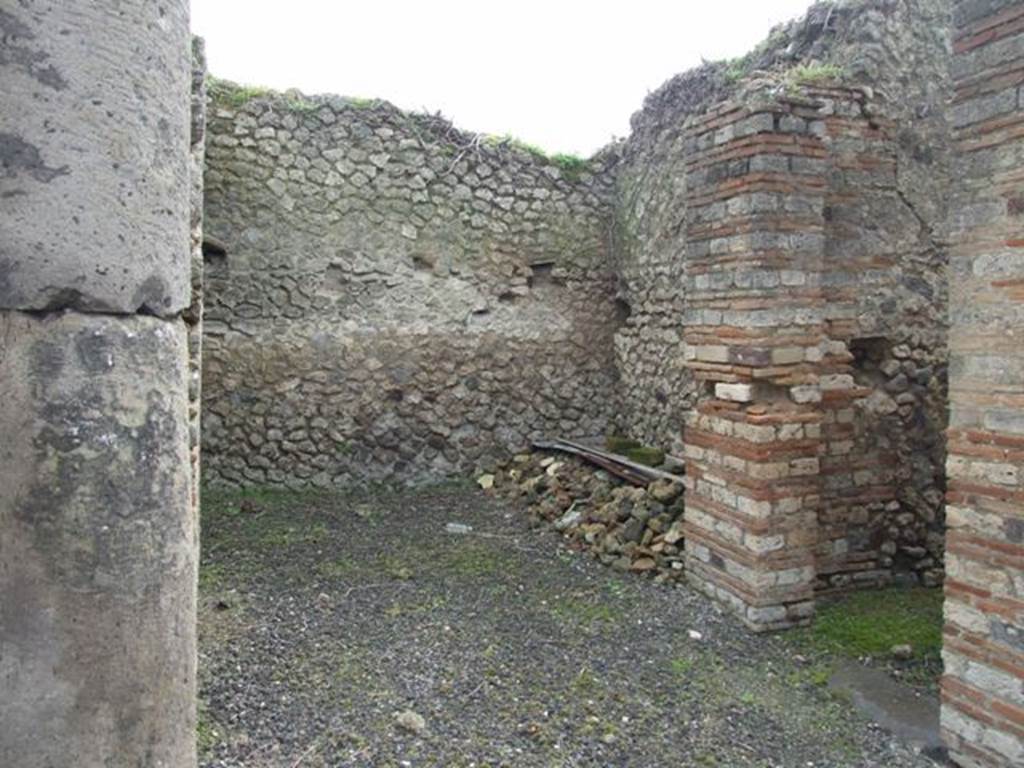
[681,97,829,630]
[942,1,1024,766]
[677,82,950,630]
[620,2,952,614]
[816,88,949,594]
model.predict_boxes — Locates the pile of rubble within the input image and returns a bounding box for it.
[484,450,686,583]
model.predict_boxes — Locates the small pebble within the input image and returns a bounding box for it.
[395,709,427,734]
[891,643,914,661]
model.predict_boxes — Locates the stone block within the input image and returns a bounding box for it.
[695,344,730,363]
[771,347,805,365]
[715,382,754,402]
[0,2,191,314]
[0,310,195,766]
[951,87,1018,128]
[790,385,822,404]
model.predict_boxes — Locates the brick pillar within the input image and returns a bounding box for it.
[813,88,905,593]
[681,97,828,630]
[0,3,198,766]
[941,1,1024,766]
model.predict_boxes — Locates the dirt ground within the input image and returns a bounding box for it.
[197,484,944,768]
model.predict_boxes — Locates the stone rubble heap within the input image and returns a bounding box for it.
[486,451,686,583]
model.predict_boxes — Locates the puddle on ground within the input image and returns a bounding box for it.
[828,660,943,756]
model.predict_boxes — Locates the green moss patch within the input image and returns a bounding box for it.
[551,153,589,181]
[206,77,319,112]
[626,446,665,467]
[207,77,273,106]
[548,594,623,627]
[788,63,845,86]
[799,587,943,659]
[483,133,548,159]
[605,435,641,453]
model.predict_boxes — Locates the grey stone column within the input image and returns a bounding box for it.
[0,3,197,767]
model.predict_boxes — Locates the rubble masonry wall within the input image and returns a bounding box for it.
[201,90,621,487]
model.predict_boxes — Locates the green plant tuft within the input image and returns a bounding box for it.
[207,76,272,107]
[788,63,845,85]
[484,133,548,159]
[551,153,589,181]
[206,77,321,113]
[283,94,319,113]
[196,699,220,755]
[723,54,753,84]
[345,96,380,110]
[670,657,695,676]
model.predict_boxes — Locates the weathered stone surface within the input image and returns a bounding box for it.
[187,36,207,517]
[0,311,195,767]
[201,85,620,487]
[612,91,696,452]
[0,1,191,315]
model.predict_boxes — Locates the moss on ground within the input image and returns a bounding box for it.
[797,587,943,659]
[196,488,935,766]
[196,699,221,757]
[202,487,331,552]
[436,541,518,578]
[786,586,944,688]
[548,594,623,627]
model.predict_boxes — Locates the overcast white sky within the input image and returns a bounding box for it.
[191,1,814,156]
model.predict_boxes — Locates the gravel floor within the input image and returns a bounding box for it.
[198,484,941,768]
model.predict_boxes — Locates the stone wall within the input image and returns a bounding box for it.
[941,1,1024,765]
[201,89,620,487]
[612,74,712,452]
[809,0,951,595]
[1,2,199,765]
[201,3,953,600]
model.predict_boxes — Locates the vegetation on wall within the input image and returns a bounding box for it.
[787,62,845,85]
[206,76,367,114]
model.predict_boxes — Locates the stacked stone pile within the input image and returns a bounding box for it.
[486,452,686,582]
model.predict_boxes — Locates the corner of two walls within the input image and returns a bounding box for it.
[199,7,953,604]
[611,0,953,623]
[611,89,699,455]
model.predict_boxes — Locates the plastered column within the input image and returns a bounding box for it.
[0,2,197,766]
